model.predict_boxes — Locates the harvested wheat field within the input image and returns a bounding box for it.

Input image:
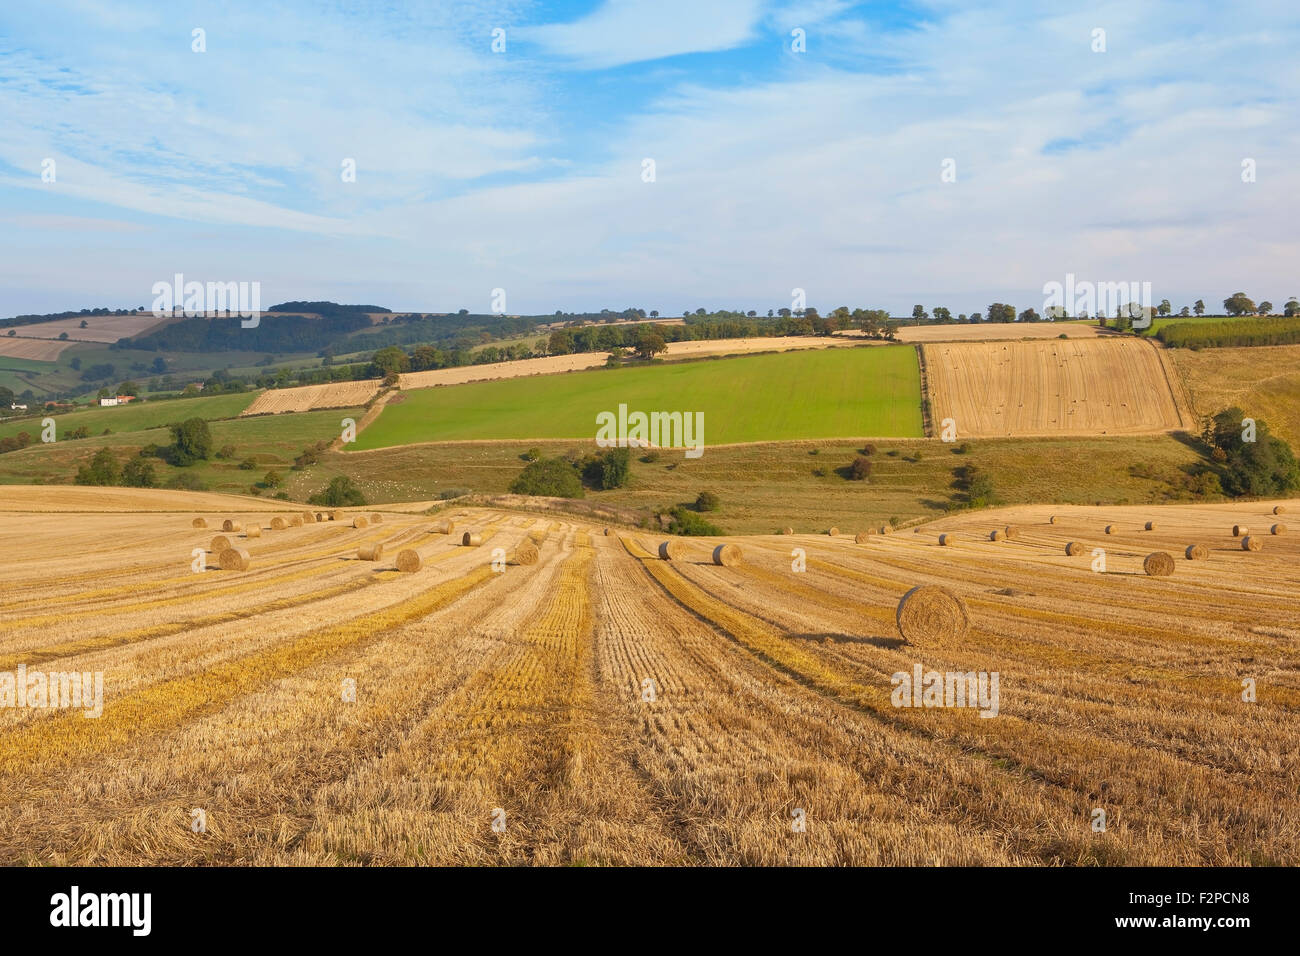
[924,338,1186,437]
[894,321,1100,343]
[241,380,382,416]
[0,487,1295,866]
[0,336,76,361]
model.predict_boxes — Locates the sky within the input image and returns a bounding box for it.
[1,0,1298,317]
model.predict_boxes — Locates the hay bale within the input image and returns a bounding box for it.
[879,525,893,535]
[1271,523,1287,535]
[245,526,262,539]
[395,549,421,572]
[1273,505,1286,515]
[301,511,314,523]
[1232,524,1246,537]
[1242,536,1263,552]
[938,533,951,546]
[989,529,1004,541]
[783,527,795,535]
[331,510,343,521]
[433,520,455,535]
[358,544,384,561]
[1065,541,1084,556]
[290,515,304,527]
[270,517,287,531]
[1143,551,1175,576]
[1048,515,1057,525]
[352,516,369,529]
[221,519,238,532]
[711,543,743,567]
[210,535,233,553]
[512,542,540,565]
[1003,525,1020,540]
[1105,524,1117,535]
[604,528,611,536]
[827,527,839,537]
[315,512,324,522]
[217,547,250,571]
[462,532,483,547]
[854,532,871,544]
[895,585,970,647]
[370,513,383,524]
[1144,521,1157,531]
[658,539,686,561]
[192,517,208,529]
[1185,543,1209,560]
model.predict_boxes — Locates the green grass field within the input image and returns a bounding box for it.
[0,391,256,442]
[353,346,924,450]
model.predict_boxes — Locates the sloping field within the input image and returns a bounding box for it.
[242,380,381,416]
[0,392,256,443]
[0,488,1295,865]
[925,338,1185,438]
[0,337,73,361]
[1171,343,1300,448]
[0,485,295,512]
[397,336,863,390]
[893,321,1100,343]
[14,313,170,343]
[361,346,924,448]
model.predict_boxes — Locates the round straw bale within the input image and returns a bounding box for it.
[854,532,871,544]
[1273,505,1286,515]
[462,532,483,547]
[783,527,795,535]
[221,519,237,532]
[827,527,839,537]
[1184,543,1209,560]
[331,510,343,521]
[895,585,970,647]
[1232,524,1246,537]
[370,513,383,524]
[658,539,686,561]
[358,544,384,561]
[245,526,262,539]
[989,529,1004,541]
[270,516,287,530]
[604,528,611,536]
[1144,521,1157,531]
[315,512,324,522]
[435,520,455,535]
[1065,541,1084,556]
[1004,525,1020,540]
[301,511,314,523]
[512,542,540,565]
[879,524,893,535]
[217,547,250,571]
[352,516,368,529]
[711,543,743,567]
[1105,524,1117,535]
[1242,536,1263,552]
[210,534,232,552]
[1143,551,1175,576]
[1048,515,1057,525]
[938,533,951,546]
[192,517,208,529]
[395,549,421,572]
[1270,523,1286,535]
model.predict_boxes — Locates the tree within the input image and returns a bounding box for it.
[694,490,720,511]
[634,330,667,360]
[122,456,157,488]
[932,307,952,323]
[1179,306,1190,317]
[75,447,121,486]
[1258,301,1273,315]
[1210,408,1299,497]
[0,385,12,407]
[307,475,367,506]
[1223,292,1256,316]
[117,381,139,396]
[1157,299,1171,317]
[1285,298,1300,318]
[582,447,630,490]
[847,456,873,480]
[79,320,88,329]
[911,305,928,321]
[1019,307,1041,322]
[1194,299,1205,316]
[168,417,213,466]
[262,469,284,488]
[151,357,167,374]
[371,346,410,375]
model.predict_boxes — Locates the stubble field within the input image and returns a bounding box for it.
[0,487,1295,866]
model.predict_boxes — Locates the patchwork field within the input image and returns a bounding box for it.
[1171,343,1300,448]
[0,336,74,361]
[242,380,381,416]
[11,312,170,343]
[365,346,923,449]
[924,338,1187,438]
[0,392,257,444]
[0,487,1295,865]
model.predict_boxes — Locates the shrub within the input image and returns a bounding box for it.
[509,457,585,498]
[308,475,367,506]
[695,490,720,511]
[582,446,631,490]
[215,444,237,459]
[122,456,157,488]
[811,467,827,477]
[437,487,471,500]
[859,443,877,456]
[953,441,972,454]
[522,447,542,462]
[166,418,212,466]
[666,506,724,536]
[238,458,257,470]
[166,471,206,491]
[640,450,661,464]
[262,469,283,489]
[75,447,120,486]
[292,447,320,470]
[847,457,872,480]
[1209,407,1300,496]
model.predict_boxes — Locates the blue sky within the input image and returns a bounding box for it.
[1,0,1297,316]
